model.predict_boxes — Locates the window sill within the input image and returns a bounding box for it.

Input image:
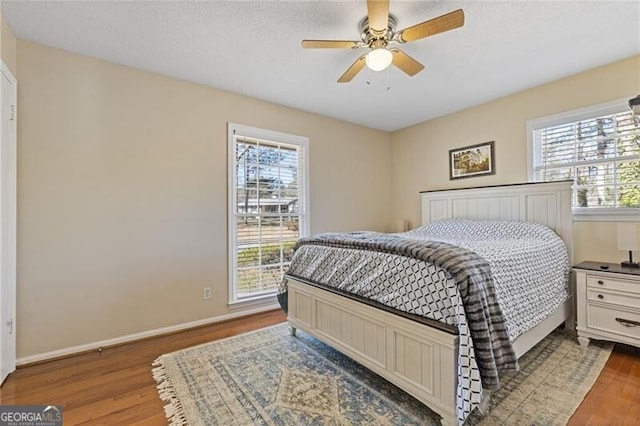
[573,208,640,222]
[228,293,279,310]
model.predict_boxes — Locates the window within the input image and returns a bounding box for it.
[529,98,640,219]
[228,123,309,304]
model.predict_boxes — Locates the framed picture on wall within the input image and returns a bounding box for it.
[449,141,495,180]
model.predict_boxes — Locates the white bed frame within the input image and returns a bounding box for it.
[286,181,574,426]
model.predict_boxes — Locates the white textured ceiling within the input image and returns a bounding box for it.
[2,1,640,131]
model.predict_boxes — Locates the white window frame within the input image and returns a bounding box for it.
[227,123,310,306]
[527,97,639,222]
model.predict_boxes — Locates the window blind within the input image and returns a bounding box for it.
[231,132,307,300]
[533,110,640,209]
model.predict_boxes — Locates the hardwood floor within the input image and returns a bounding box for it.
[0,310,287,425]
[1,310,638,425]
[567,342,640,426]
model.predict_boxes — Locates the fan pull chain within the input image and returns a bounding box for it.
[386,67,390,91]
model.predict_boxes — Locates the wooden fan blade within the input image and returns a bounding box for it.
[391,49,425,76]
[367,0,390,33]
[302,40,360,49]
[398,9,464,43]
[338,55,367,83]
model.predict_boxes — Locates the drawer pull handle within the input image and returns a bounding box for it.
[615,318,640,328]
[597,294,604,299]
[597,280,604,285]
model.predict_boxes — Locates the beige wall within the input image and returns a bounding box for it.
[16,41,391,358]
[391,55,640,264]
[13,34,640,359]
[0,14,17,75]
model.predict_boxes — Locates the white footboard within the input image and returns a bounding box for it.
[286,277,459,426]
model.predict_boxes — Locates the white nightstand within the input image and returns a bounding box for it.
[574,261,640,349]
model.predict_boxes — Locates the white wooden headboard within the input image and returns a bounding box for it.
[421,181,574,263]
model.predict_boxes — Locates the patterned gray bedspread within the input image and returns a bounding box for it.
[285,231,517,390]
[279,219,570,425]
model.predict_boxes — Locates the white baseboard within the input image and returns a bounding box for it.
[17,303,281,366]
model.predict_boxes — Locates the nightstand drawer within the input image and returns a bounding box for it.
[586,275,640,294]
[587,304,640,340]
[587,289,640,309]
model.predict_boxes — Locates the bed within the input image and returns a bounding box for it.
[280,181,574,426]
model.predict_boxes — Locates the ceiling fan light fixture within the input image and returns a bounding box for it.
[365,48,393,71]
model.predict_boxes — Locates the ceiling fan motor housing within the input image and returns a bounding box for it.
[359,14,397,48]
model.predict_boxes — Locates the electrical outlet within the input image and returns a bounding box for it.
[203,287,211,300]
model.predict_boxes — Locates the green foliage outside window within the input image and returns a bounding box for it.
[237,241,297,267]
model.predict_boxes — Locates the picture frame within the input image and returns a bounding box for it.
[449,141,495,180]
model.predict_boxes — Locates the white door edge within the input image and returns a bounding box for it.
[0,59,17,385]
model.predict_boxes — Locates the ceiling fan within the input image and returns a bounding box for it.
[302,0,465,83]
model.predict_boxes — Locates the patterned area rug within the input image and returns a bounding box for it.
[152,324,612,425]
